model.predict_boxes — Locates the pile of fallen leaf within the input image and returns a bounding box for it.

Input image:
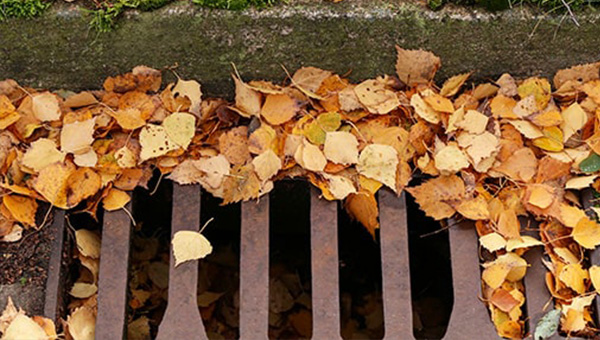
[1,46,600,339]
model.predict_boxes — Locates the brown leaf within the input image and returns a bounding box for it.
[218,126,251,165]
[395,46,441,86]
[344,191,379,239]
[260,93,299,125]
[406,175,465,220]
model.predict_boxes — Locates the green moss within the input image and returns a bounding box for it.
[0,0,50,21]
[192,0,277,10]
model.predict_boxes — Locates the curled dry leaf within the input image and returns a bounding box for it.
[172,230,213,266]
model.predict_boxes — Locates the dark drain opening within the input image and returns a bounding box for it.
[339,198,384,339]
[127,176,173,338]
[269,180,313,339]
[199,189,241,339]
[406,187,453,339]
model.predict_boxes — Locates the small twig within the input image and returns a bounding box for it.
[121,206,137,226]
[199,217,214,234]
[560,0,580,27]
[149,172,164,196]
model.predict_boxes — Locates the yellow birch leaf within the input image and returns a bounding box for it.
[497,208,521,239]
[110,108,146,130]
[66,168,102,208]
[357,144,399,191]
[294,139,327,172]
[423,92,454,112]
[457,110,488,134]
[261,93,299,125]
[69,283,98,299]
[66,306,96,340]
[60,118,95,154]
[517,77,551,109]
[172,230,213,267]
[490,95,518,119]
[163,112,196,150]
[410,93,440,124]
[324,131,358,165]
[2,195,37,227]
[358,175,382,194]
[572,217,600,249]
[22,138,65,172]
[172,78,202,115]
[565,175,597,189]
[529,110,563,127]
[233,74,262,117]
[323,174,356,200]
[32,161,75,209]
[455,195,489,220]
[554,247,579,264]
[479,232,506,252]
[251,149,281,182]
[139,124,178,162]
[3,314,47,340]
[75,229,101,259]
[103,188,131,211]
[528,185,555,209]
[560,103,588,142]
[354,79,400,114]
[508,120,543,139]
[32,92,61,122]
[558,203,586,228]
[506,236,543,251]
[532,126,563,152]
[434,143,469,174]
[439,72,471,97]
[558,263,589,294]
[590,266,600,292]
[482,263,510,289]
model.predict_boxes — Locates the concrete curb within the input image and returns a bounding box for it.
[1,0,599,96]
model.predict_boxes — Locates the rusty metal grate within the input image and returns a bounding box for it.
[41,183,600,339]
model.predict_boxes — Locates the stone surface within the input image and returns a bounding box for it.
[1,0,599,96]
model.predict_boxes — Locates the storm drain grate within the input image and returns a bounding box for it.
[41,183,600,339]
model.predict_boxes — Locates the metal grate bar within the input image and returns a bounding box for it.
[379,190,414,339]
[444,220,497,339]
[96,201,132,340]
[522,226,553,338]
[239,196,270,340]
[156,184,208,340]
[580,189,600,324]
[43,209,66,322]
[310,187,342,339]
